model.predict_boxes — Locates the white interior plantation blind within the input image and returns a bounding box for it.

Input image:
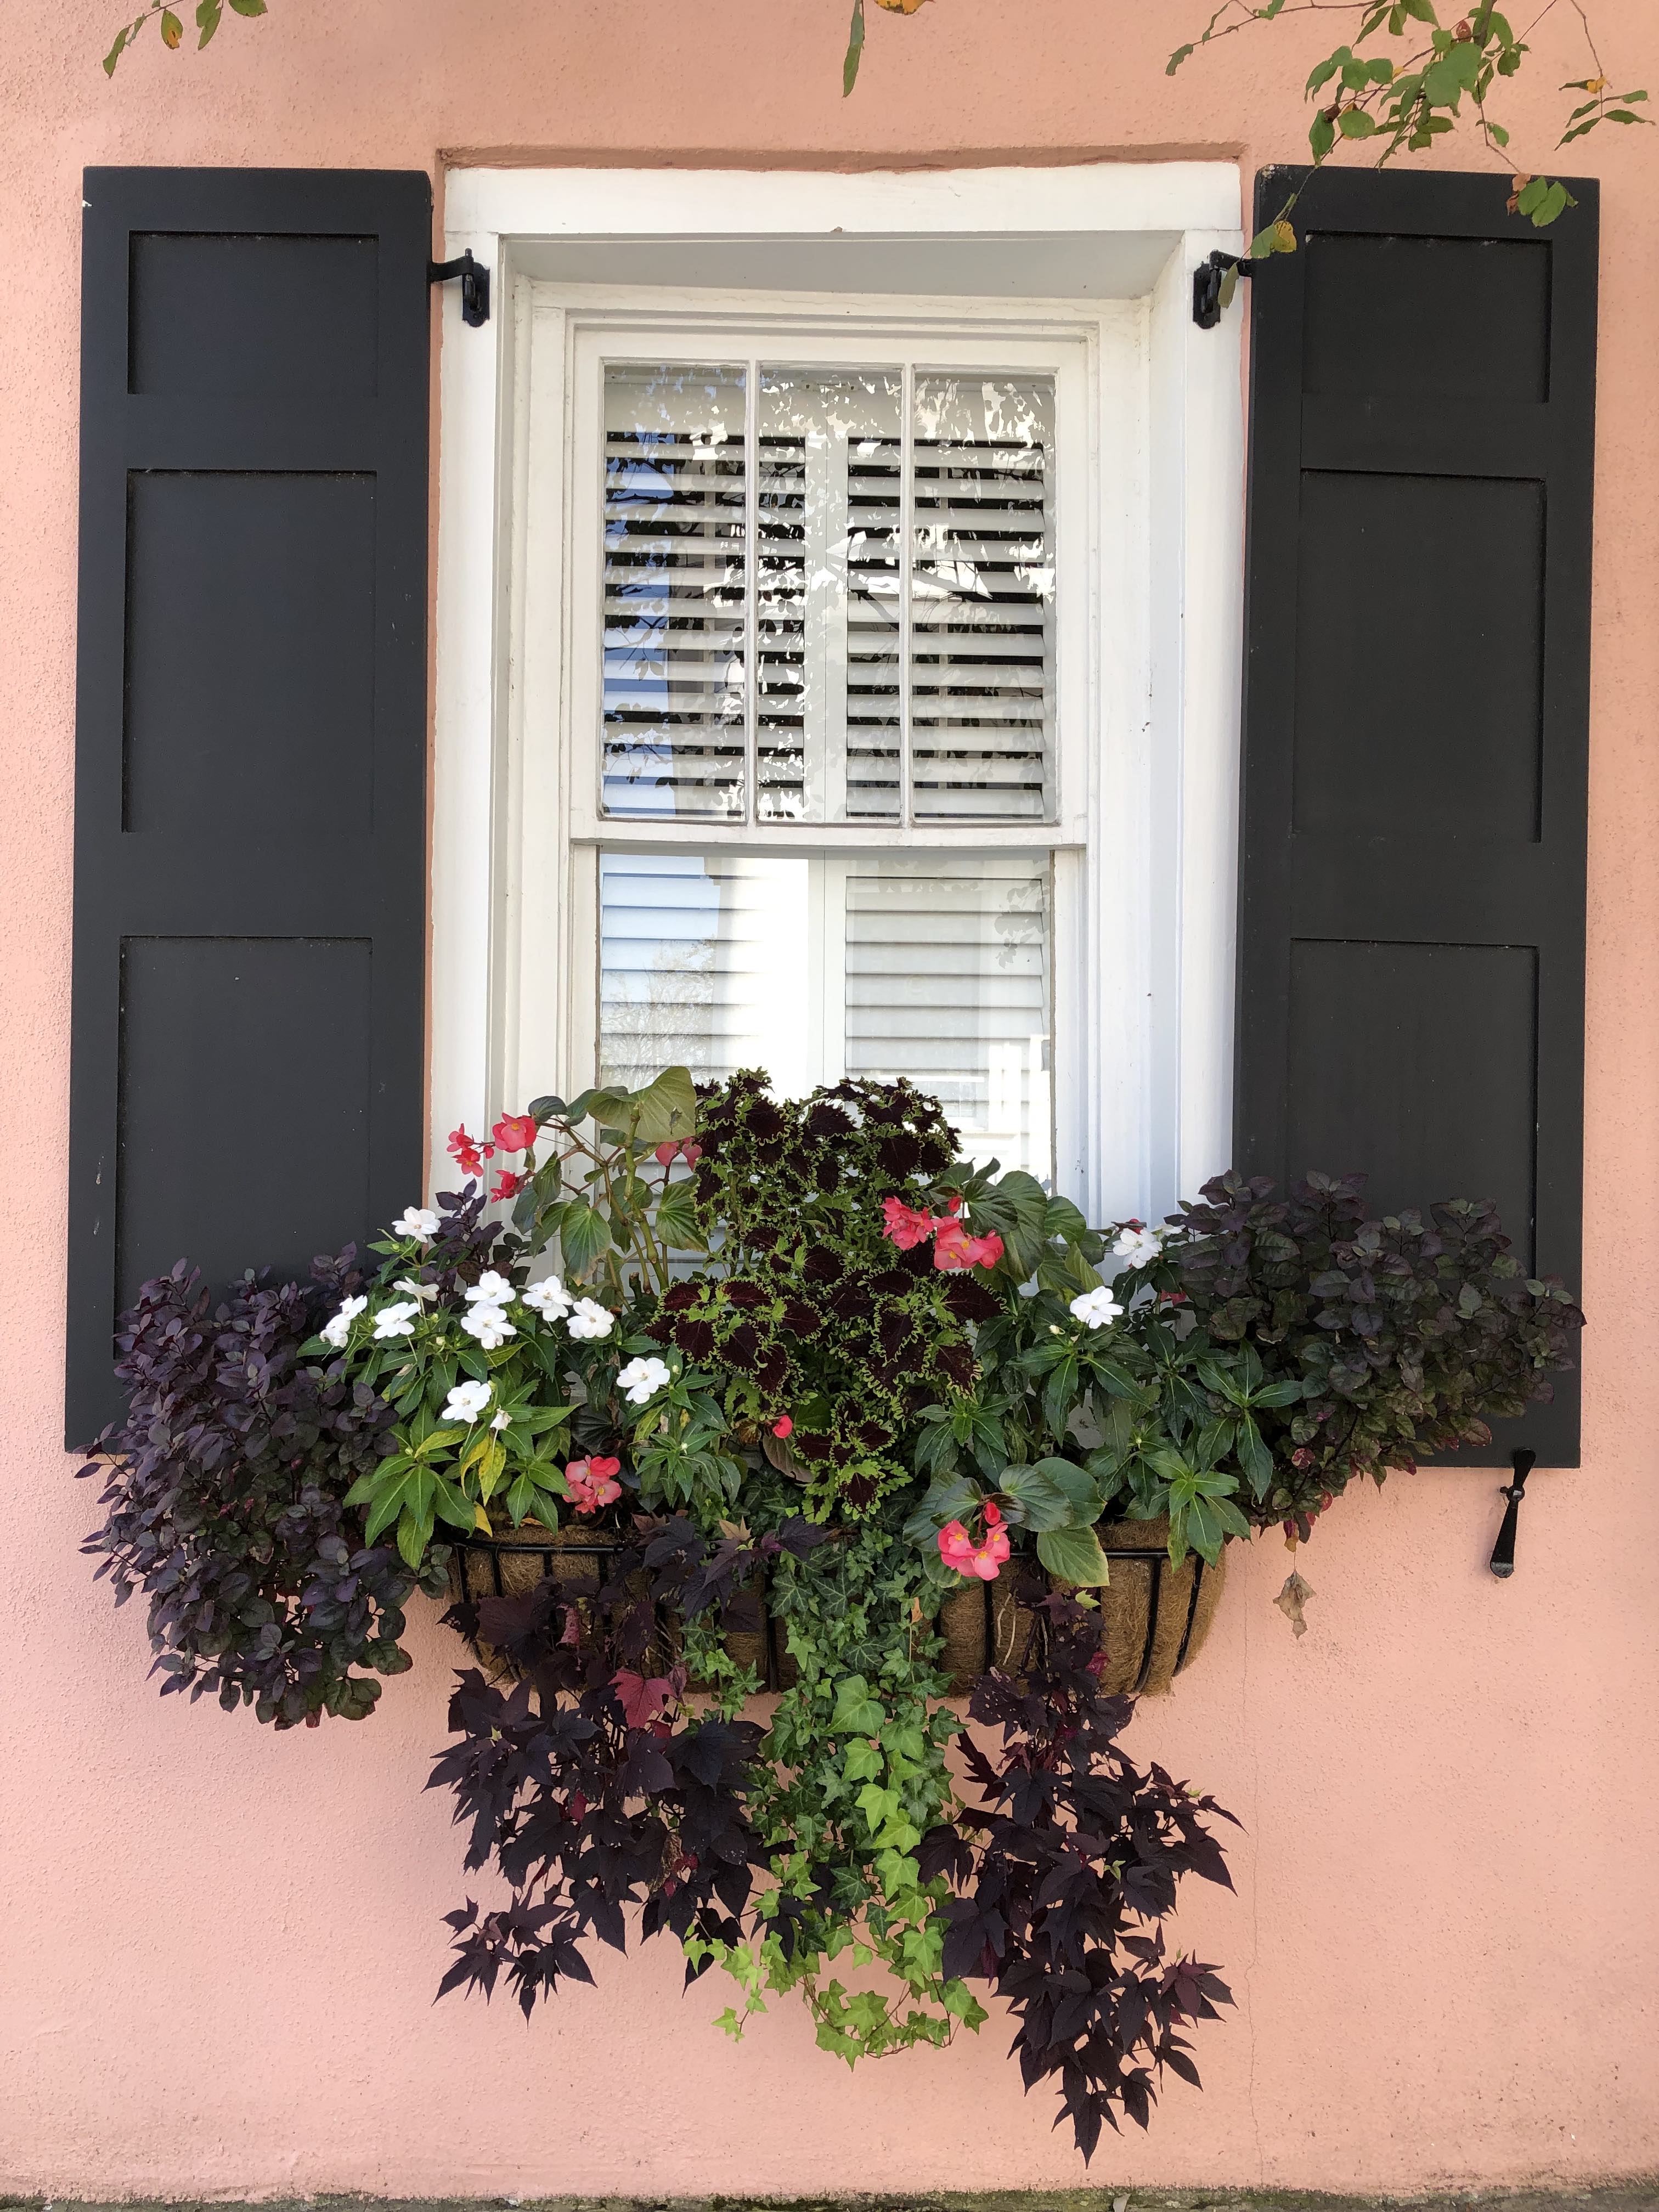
[911,376,1054,822]
[597,849,1052,1176]
[598,359,1057,828]
[757,369,902,823]
[843,855,1051,1175]
[602,365,747,819]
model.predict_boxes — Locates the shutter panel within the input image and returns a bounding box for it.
[1235,166,1595,1466]
[67,168,432,1446]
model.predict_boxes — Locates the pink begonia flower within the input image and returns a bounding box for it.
[447,1125,493,1178]
[653,1138,704,1166]
[564,1455,623,1514]
[492,1113,540,1155]
[933,1219,1005,1272]
[882,1195,938,1250]
[771,1416,794,1439]
[490,1169,525,1202]
[938,1505,1012,1582]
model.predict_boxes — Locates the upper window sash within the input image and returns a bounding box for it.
[563,320,1092,849]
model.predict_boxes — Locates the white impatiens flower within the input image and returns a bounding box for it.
[391,1206,441,1240]
[617,1353,672,1406]
[461,1304,516,1350]
[371,1299,422,1340]
[521,1276,573,1325]
[1112,1223,1166,1271]
[321,1294,366,1349]
[443,1379,493,1425]
[392,1277,439,1304]
[465,1271,516,1306]
[567,1298,615,1342]
[490,1410,512,1432]
[1069,1285,1125,1331]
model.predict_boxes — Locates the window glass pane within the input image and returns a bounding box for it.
[602,365,747,820]
[757,368,902,825]
[597,848,1051,1179]
[599,850,814,1097]
[845,854,1051,1181]
[911,375,1056,823]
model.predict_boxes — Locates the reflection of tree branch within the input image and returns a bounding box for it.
[601,942,718,1088]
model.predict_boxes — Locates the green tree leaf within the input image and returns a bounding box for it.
[843,0,865,96]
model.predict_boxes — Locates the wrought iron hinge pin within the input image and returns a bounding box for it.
[1192,249,1254,330]
[429,249,490,328]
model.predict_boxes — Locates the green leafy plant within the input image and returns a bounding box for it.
[88,1060,1584,2152]
[103,0,265,75]
[1167,0,1648,267]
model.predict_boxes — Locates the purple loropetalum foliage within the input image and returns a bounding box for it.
[922,1591,1238,2161]
[81,1255,449,1727]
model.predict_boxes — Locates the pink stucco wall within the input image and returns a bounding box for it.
[3,0,1658,2196]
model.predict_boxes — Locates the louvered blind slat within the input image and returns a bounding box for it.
[599,363,1056,828]
[602,366,747,820]
[596,850,1052,1175]
[910,375,1054,825]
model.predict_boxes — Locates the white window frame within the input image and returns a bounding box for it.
[433,163,1244,1232]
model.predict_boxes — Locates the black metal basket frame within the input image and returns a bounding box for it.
[449,1535,1208,1697]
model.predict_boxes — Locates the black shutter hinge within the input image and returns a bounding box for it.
[429,249,490,328]
[1193,249,1254,330]
[1488,1448,1537,1578]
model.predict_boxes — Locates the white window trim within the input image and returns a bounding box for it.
[433,162,1244,1231]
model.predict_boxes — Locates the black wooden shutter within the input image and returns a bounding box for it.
[1236,166,1595,1466]
[67,170,432,1444]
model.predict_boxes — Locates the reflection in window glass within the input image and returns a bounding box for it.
[597,850,812,1097]
[598,849,1051,1178]
[844,854,1051,1181]
[602,365,747,819]
[757,368,902,824]
[912,375,1055,822]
